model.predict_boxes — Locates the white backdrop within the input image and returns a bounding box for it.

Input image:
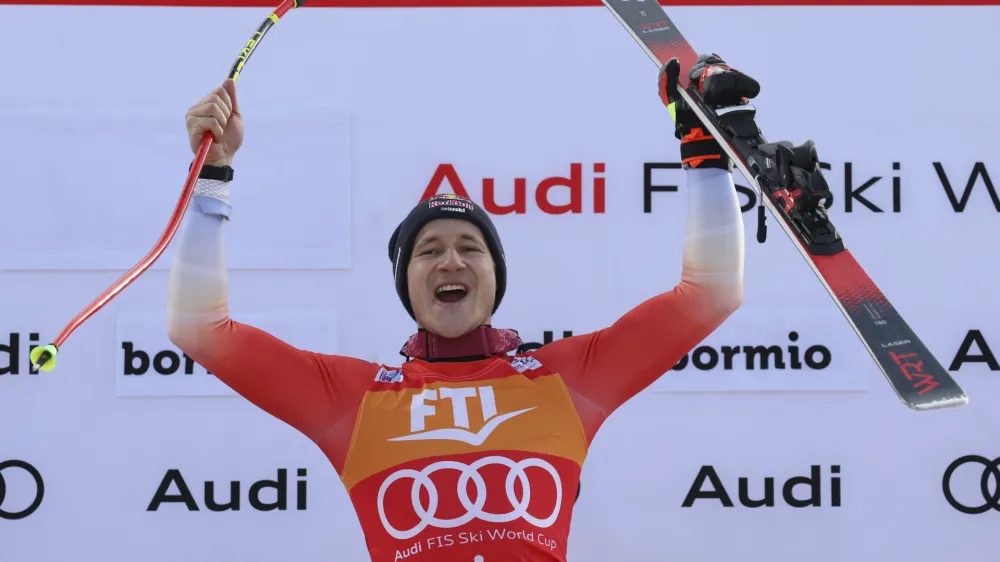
[1,2,998,561]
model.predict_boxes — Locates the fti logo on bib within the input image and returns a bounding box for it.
[389,385,533,446]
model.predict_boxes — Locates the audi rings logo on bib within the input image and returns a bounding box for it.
[942,455,1000,515]
[378,456,563,540]
[0,460,45,521]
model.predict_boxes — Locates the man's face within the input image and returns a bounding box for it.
[407,218,496,339]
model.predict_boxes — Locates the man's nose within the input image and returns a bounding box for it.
[436,248,466,271]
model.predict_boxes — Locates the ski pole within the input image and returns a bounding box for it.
[30,0,309,373]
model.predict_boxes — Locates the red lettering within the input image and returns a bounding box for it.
[593,163,606,213]
[420,164,472,201]
[904,365,940,395]
[888,351,940,395]
[421,163,607,214]
[537,163,582,214]
[483,178,527,215]
[889,351,917,365]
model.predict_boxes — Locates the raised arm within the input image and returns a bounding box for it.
[167,79,375,471]
[534,55,754,441]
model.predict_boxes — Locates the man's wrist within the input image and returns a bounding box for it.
[205,158,233,168]
[192,159,235,182]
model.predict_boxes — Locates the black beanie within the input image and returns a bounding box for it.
[388,194,507,320]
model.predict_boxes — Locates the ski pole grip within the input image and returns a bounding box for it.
[757,206,767,243]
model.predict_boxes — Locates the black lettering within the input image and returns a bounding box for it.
[788,331,802,369]
[743,345,784,369]
[28,333,41,375]
[643,162,681,213]
[892,162,901,213]
[249,469,288,511]
[517,330,573,354]
[844,162,883,213]
[935,162,999,212]
[153,351,179,375]
[148,469,199,511]
[545,330,573,344]
[148,469,305,513]
[805,346,832,369]
[670,335,829,371]
[0,332,19,375]
[296,468,308,510]
[184,353,197,374]
[783,465,822,507]
[204,481,240,511]
[738,477,774,508]
[949,329,1000,371]
[692,347,718,370]
[721,346,740,369]
[831,465,841,507]
[123,342,150,375]
[681,466,733,507]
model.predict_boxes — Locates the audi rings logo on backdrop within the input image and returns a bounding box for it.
[377,456,562,540]
[0,460,45,520]
[942,455,1000,515]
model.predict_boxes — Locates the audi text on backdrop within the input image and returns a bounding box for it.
[420,163,606,215]
[147,468,307,512]
[682,465,841,508]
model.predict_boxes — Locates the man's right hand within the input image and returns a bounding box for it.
[658,53,760,171]
[185,78,243,167]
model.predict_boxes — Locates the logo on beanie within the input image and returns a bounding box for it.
[427,194,475,212]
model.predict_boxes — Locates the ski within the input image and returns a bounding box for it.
[601,0,967,411]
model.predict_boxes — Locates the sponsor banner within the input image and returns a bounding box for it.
[680,463,843,509]
[145,465,311,514]
[115,312,338,397]
[650,306,872,393]
[484,322,995,396]
[0,108,352,271]
[0,4,997,562]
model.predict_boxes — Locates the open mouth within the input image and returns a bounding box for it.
[435,283,469,304]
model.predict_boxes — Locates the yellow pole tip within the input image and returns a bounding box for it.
[29,344,58,372]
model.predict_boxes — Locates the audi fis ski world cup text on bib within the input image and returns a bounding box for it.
[341,356,583,561]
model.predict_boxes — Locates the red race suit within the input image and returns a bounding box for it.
[166,167,744,561]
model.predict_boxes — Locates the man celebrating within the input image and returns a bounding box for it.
[168,54,761,561]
